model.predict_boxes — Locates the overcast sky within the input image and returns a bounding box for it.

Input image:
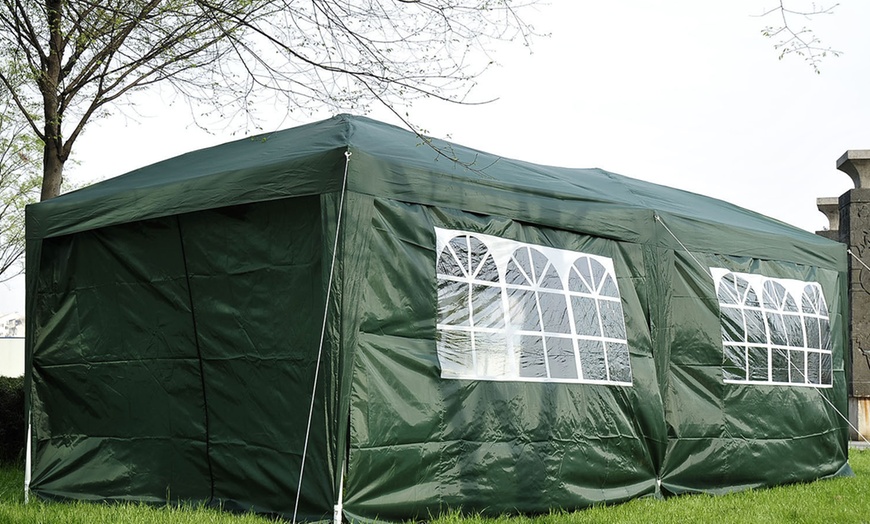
[2,0,869,313]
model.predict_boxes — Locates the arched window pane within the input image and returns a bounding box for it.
[763,280,787,309]
[475,253,500,282]
[540,264,562,290]
[436,227,632,385]
[449,236,472,276]
[468,237,488,277]
[713,268,832,389]
[569,257,594,293]
[437,247,464,276]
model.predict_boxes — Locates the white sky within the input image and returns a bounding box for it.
[2,0,868,313]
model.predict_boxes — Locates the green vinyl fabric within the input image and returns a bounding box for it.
[25,114,851,522]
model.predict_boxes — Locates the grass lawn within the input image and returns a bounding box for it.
[0,450,868,523]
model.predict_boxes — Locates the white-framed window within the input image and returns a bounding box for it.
[712,268,832,388]
[435,228,632,385]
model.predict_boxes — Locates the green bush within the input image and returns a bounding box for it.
[0,376,24,465]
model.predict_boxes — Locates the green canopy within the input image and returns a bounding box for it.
[25,114,851,522]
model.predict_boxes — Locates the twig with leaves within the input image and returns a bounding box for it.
[758,1,841,73]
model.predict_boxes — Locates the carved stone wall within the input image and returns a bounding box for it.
[839,189,870,397]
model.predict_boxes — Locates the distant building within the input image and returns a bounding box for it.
[0,312,24,377]
[0,312,24,337]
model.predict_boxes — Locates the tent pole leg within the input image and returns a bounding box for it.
[333,466,345,524]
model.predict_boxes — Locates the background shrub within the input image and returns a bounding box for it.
[0,376,24,464]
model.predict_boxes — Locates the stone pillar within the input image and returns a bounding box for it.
[835,150,870,441]
[816,197,839,241]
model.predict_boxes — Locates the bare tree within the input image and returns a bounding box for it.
[0,85,40,280]
[0,1,536,201]
[758,1,840,73]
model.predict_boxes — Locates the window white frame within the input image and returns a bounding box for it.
[711,268,833,388]
[435,228,632,385]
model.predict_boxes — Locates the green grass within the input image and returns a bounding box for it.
[1,451,869,523]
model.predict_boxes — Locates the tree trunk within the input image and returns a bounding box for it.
[41,142,64,201]
[40,0,65,201]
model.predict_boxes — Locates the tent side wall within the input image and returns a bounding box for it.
[338,145,851,519]
[657,247,851,493]
[27,195,338,519]
[341,195,667,521]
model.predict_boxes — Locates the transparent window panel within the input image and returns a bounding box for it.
[578,338,607,381]
[820,318,832,351]
[571,295,600,337]
[606,342,632,383]
[745,308,766,345]
[437,280,469,326]
[718,273,740,304]
[766,312,788,346]
[771,348,789,383]
[590,259,608,293]
[599,299,627,339]
[507,287,540,331]
[723,343,748,380]
[744,285,759,308]
[505,257,529,285]
[719,305,745,343]
[748,346,769,381]
[545,337,578,380]
[518,335,547,378]
[539,291,571,334]
[788,349,806,384]
[807,351,822,385]
[468,237,488,277]
[437,329,474,378]
[763,280,787,309]
[821,352,833,385]
[437,248,463,277]
[801,285,821,313]
[530,249,549,282]
[784,314,804,347]
[449,236,471,275]
[475,254,500,283]
[474,332,509,378]
[599,274,619,298]
[805,317,821,349]
[471,284,504,330]
[570,258,594,293]
[540,264,562,290]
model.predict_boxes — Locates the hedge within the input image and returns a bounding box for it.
[0,376,24,464]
